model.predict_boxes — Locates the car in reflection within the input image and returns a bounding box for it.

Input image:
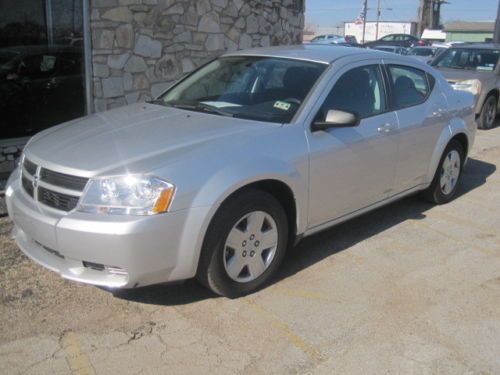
[431,43,500,129]
[310,34,358,45]
[6,45,476,297]
[364,33,427,48]
[371,45,408,55]
[407,46,442,62]
[0,45,84,138]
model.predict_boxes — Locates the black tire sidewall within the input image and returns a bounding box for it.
[198,189,289,298]
[479,95,497,129]
[426,140,465,204]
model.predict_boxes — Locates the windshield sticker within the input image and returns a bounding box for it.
[273,101,291,111]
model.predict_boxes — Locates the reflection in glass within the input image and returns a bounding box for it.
[0,0,85,139]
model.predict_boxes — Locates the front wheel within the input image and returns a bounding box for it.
[421,140,464,204]
[197,189,288,298]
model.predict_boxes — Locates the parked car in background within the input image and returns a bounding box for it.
[6,45,475,297]
[407,46,440,62]
[0,45,84,138]
[310,34,346,44]
[344,35,358,44]
[431,43,500,129]
[310,34,358,45]
[371,45,408,55]
[364,33,427,49]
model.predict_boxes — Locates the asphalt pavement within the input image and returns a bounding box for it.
[1,125,499,375]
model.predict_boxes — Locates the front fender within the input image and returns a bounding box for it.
[192,156,308,235]
[177,156,308,280]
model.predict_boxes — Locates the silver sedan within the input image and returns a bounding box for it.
[6,45,476,297]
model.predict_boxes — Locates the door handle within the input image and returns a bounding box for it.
[377,123,395,134]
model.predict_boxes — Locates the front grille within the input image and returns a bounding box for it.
[38,187,80,212]
[40,169,88,191]
[23,158,37,175]
[21,175,34,197]
[21,158,85,212]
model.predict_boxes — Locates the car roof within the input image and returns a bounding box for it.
[223,44,379,64]
[451,43,500,50]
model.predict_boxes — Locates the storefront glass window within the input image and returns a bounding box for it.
[0,0,86,139]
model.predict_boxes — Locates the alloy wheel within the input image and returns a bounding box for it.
[440,150,461,195]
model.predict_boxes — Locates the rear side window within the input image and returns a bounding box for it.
[388,65,430,109]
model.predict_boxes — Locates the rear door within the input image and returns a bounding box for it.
[383,62,448,192]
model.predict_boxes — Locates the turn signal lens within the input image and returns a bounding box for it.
[152,187,175,213]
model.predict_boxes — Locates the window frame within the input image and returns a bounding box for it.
[313,63,391,123]
[383,63,435,111]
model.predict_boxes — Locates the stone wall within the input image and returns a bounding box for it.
[90,0,305,111]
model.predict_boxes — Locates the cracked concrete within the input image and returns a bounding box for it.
[1,126,500,374]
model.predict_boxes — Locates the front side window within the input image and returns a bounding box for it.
[317,65,386,120]
[388,65,430,109]
[432,48,500,71]
[160,57,327,123]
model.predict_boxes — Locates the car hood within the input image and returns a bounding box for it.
[25,103,278,176]
[435,67,495,83]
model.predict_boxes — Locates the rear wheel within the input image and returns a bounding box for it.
[421,140,464,204]
[197,189,288,298]
[478,95,497,129]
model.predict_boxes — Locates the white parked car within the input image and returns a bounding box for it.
[6,45,476,297]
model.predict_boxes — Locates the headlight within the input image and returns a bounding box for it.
[78,175,175,216]
[452,79,481,96]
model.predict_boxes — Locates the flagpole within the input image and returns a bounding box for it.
[362,0,368,44]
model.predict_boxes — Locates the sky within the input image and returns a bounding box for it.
[305,0,499,28]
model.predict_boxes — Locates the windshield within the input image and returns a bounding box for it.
[432,48,500,71]
[158,56,327,123]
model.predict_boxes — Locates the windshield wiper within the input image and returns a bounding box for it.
[168,102,234,117]
[148,99,234,117]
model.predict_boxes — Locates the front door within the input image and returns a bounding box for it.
[306,62,399,229]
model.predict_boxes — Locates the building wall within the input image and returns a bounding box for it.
[446,31,493,43]
[90,0,305,111]
[344,22,418,43]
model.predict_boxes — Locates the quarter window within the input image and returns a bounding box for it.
[317,65,386,120]
[388,65,430,109]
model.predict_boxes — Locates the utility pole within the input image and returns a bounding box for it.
[495,0,500,43]
[375,0,381,40]
[362,0,368,44]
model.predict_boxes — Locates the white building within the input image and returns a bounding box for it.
[344,21,418,42]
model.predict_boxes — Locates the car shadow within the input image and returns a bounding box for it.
[114,157,496,306]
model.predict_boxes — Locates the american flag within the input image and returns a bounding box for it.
[354,3,366,25]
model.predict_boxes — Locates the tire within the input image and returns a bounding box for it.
[197,189,288,298]
[421,139,464,204]
[478,95,497,130]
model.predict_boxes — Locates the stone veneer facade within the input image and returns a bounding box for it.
[90,0,305,111]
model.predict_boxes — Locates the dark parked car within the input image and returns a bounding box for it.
[364,34,427,49]
[0,45,85,138]
[371,45,408,55]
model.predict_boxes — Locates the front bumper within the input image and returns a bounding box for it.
[6,172,211,288]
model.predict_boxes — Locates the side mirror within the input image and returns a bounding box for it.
[311,109,360,132]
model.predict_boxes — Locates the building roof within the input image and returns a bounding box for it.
[224,44,377,64]
[444,21,494,33]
